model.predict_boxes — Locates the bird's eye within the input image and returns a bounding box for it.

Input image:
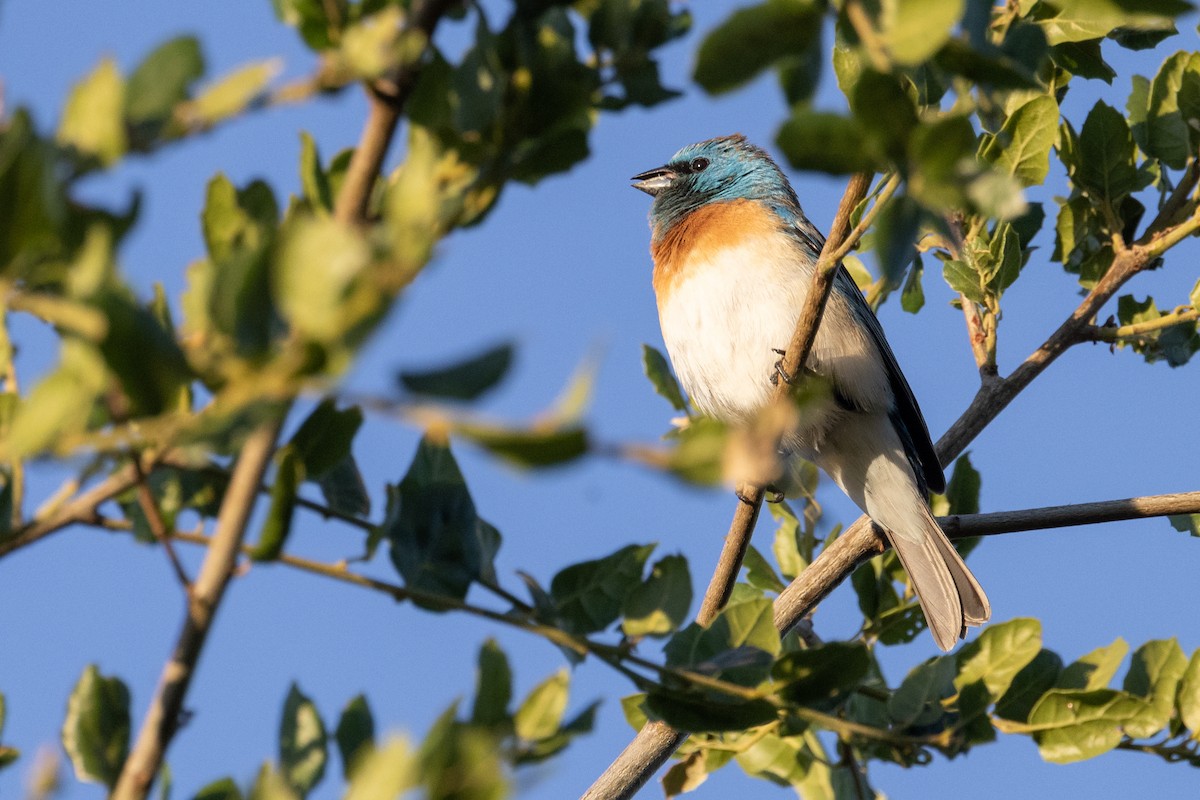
[690,157,710,172]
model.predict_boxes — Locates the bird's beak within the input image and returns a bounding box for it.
[631,166,675,197]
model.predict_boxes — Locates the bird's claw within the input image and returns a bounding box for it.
[770,348,793,386]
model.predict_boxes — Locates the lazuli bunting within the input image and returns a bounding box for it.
[632,134,990,651]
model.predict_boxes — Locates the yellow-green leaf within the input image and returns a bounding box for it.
[58,58,127,166]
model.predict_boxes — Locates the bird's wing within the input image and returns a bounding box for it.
[788,218,946,494]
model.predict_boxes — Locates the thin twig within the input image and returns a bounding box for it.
[131,455,192,589]
[1081,307,1199,343]
[112,422,281,800]
[582,173,876,800]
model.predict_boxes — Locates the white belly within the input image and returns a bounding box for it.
[656,241,890,454]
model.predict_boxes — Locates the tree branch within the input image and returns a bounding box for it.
[112,422,281,800]
[1081,306,1199,343]
[582,172,875,800]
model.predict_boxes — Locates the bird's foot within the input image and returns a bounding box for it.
[770,348,793,386]
[734,483,785,504]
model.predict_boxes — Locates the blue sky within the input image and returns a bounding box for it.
[1,1,1199,798]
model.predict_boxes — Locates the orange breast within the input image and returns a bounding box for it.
[651,199,781,299]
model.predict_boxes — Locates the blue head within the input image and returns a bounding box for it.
[631,134,804,237]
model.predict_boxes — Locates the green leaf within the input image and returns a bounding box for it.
[641,344,688,413]
[1121,638,1188,738]
[1177,649,1200,733]
[298,132,333,214]
[5,340,106,458]
[1034,0,1185,46]
[192,60,280,126]
[58,57,127,167]
[471,639,512,727]
[693,0,822,95]
[274,214,374,344]
[126,36,204,126]
[777,111,880,174]
[1027,689,1151,763]
[995,649,1065,722]
[896,255,924,314]
[1140,50,1195,168]
[551,543,655,634]
[888,655,955,728]
[1169,514,1200,536]
[453,422,589,468]
[288,399,363,479]
[201,174,279,355]
[770,500,807,579]
[343,737,417,800]
[740,545,787,594]
[773,641,872,708]
[1058,637,1130,690]
[644,691,778,733]
[194,778,245,800]
[1051,39,1116,82]
[419,705,508,800]
[279,683,327,796]
[61,664,131,788]
[514,670,569,741]
[1076,100,1138,207]
[932,452,981,517]
[955,618,1043,700]
[335,694,375,780]
[851,70,919,161]
[383,436,496,605]
[664,596,780,688]
[399,342,514,401]
[620,693,648,732]
[981,96,1059,187]
[662,751,708,798]
[873,194,922,286]
[942,258,985,304]
[622,554,693,637]
[249,763,300,800]
[250,445,303,562]
[318,456,371,518]
[665,417,728,485]
[880,0,964,65]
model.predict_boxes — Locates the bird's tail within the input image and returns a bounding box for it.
[813,415,990,651]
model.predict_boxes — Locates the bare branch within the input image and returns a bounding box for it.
[112,422,281,800]
[1081,306,1199,343]
[0,465,141,559]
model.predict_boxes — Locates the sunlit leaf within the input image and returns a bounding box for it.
[58,58,127,167]
[622,554,693,637]
[279,683,327,796]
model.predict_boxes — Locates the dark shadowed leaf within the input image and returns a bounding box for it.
[335,694,375,780]
[774,641,871,708]
[664,596,779,687]
[642,344,688,413]
[693,0,822,95]
[383,436,496,605]
[995,649,1064,722]
[288,399,363,479]
[644,690,778,733]
[777,111,879,174]
[61,665,130,788]
[454,422,589,468]
[471,640,513,728]
[398,342,514,401]
[888,655,955,728]
[126,36,204,126]
[1076,100,1137,207]
[551,544,654,634]
[194,778,245,800]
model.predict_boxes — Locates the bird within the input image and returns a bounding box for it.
[631,134,989,651]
